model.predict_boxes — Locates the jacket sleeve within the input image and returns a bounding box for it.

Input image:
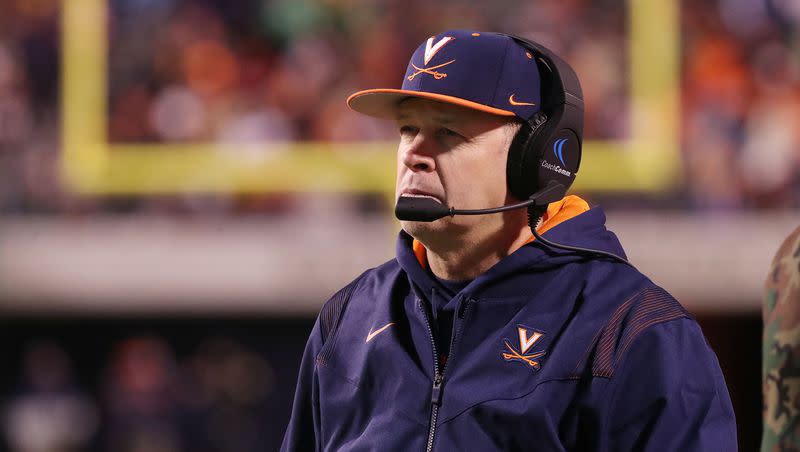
[281,318,324,452]
[605,318,738,451]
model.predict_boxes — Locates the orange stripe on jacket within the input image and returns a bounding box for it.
[412,195,590,268]
[523,194,590,244]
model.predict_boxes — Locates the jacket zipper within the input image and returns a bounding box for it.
[420,296,441,452]
[420,294,475,452]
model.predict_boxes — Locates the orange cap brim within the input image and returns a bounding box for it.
[347,89,516,119]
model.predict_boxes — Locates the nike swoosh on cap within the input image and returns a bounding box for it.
[509,94,536,106]
[366,322,395,343]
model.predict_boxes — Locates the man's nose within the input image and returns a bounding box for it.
[401,135,437,172]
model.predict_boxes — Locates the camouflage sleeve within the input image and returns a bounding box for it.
[763,225,800,452]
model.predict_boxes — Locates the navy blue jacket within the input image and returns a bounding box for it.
[282,205,737,451]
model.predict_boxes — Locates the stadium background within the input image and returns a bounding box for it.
[0,0,798,450]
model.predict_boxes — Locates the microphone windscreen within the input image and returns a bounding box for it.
[395,197,450,222]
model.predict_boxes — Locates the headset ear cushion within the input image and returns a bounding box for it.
[506,122,534,201]
[506,113,548,200]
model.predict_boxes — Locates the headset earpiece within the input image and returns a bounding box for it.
[503,36,583,202]
[507,113,544,200]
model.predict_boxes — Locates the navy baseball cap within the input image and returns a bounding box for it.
[347,30,542,121]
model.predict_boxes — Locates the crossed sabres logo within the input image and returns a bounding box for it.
[553,138,568,167]
[408,36,456,81]
[502,325,546,370]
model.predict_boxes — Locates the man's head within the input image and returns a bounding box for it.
[347,30,583,246]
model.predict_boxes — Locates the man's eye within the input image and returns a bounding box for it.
[399,125,418,136]
[437,128,461,138]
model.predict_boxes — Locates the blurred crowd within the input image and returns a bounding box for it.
[0,0,797,213]
[2,335,283,452]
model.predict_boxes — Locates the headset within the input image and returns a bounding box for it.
[504,34,584,204]
[505,35,630,265]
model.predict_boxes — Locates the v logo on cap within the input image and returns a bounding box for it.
[424,36,454,64]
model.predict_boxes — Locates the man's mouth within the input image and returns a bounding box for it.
[399,190,443,204]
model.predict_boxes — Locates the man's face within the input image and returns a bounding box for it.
[395,98,519,242]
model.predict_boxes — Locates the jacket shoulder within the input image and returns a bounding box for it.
[318,258,401,340]
[574,285,691,378]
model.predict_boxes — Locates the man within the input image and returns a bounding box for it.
[283,30,736,451]
[763,225,800,451]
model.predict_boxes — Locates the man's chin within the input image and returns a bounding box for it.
[401,217,469,241]
[401,219,443,239]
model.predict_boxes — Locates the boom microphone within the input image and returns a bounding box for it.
[395,180,566,222]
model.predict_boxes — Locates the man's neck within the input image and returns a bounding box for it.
[424,216,533,281]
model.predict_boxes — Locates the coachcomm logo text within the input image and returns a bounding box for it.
[541,161,572,177]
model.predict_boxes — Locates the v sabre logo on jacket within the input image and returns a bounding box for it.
[502,325,546,370]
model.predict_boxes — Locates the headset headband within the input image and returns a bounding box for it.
[506,35,584,114]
